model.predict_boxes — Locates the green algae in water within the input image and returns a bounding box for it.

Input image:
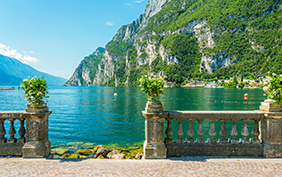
[50,141,143,159]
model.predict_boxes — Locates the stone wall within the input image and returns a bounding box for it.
[142,100,282,159]
[0,104,52,158]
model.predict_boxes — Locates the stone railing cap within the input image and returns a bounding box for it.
[0,111,25,119]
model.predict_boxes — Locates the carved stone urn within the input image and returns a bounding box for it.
[145,100,164,113]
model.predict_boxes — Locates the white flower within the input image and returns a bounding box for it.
[30,85,32,87]
[23,79,27,82]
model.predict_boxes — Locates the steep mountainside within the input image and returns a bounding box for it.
[0,54,67,86]
[67,0,282,86]
[65,47,105,86]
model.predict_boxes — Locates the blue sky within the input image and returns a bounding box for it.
[0,0,147,79]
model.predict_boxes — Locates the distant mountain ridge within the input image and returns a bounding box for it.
[0,54,67,86]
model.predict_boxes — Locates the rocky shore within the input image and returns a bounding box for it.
[50,142,143,159]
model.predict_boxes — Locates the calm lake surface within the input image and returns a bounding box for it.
[0,86,266,146]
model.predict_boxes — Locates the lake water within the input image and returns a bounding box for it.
[0,86,266,146]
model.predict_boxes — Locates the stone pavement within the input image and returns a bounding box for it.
[1,156,282,177]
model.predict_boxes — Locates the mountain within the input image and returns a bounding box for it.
[0,54,67,86]
[0,67,22,85]
[67,0,282,87]
[64,47,105,86]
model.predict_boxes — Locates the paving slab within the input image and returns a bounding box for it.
[1,157,282,177]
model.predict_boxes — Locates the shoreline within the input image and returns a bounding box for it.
[50,141,143,159]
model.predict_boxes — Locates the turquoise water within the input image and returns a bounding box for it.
[0,86,266,145]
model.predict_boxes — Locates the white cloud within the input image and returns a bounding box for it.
[134,0,144,3]
[125,0,145,8]
[125,2,133,7]
[105,21,114,26]
[0,43,38,64]
[23,51,34,54]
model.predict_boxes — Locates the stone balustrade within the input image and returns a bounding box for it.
[143,99,282,159]
[0,111,26,156]
[0,103,51,158]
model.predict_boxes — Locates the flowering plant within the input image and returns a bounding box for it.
[20,75,49,108]
[267,73,282,104]
[140,75,165,102]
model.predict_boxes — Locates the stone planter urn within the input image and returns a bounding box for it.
[145,97,164,113]
[22,102,52,158]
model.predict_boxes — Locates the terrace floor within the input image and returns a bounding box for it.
[1,156,282,177]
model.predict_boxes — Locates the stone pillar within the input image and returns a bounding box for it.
[142,101,167,159]
[22,103,52,158]
[260,99,282,158]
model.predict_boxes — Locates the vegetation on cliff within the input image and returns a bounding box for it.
[143,0,282,81]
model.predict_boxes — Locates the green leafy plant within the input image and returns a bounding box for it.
[140,76,165,102]
[20,75,49,108]
[267,74,282,104]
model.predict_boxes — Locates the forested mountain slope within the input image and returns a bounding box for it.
[67,0,282,86]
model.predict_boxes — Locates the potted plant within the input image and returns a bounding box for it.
[140,75,165,113]
[20,75,49,109]
[140,75,165,102]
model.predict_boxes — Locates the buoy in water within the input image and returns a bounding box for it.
[114,93,117,96]
[244,93,248,100]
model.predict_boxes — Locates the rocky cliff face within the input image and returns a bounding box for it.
[67,0,282,86]
[113,0,171,43]
[65,47,105,86]
[92,51,115,86]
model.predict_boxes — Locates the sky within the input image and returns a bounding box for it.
[0,0,148,79]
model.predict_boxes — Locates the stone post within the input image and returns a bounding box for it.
[142,101,167,159]
[22,103,52,158]
[260,99,282,157]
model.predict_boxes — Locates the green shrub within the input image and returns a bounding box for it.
[267,74,282,104]
[20,75,49,108]
[140,76,165,102]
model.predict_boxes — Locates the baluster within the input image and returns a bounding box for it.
[18,118,26,143]
[165,118,173,144]
[0,119,6,144]
[219,119,228,144]
[208,118,217,144]
[197,118,205,144]
[176,118,184,143]
[251,119,261,144]
[240,119,250,144]
[7,119,16,143]
[229,119,239,144]
[186,118,195,143]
